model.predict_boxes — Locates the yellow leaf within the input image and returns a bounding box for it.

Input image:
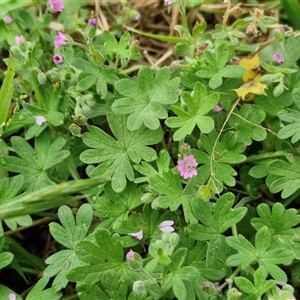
[239,53,260,82]
[233,74,267,101]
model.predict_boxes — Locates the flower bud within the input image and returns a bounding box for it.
[73,114,88,126]
[202,282,216,295]
[227,288,242,299]
[81,104,93,117]
[273,84,284,97]
[169,232,180,247]
[37,72,47,84]
[140,192,156,203]
[180,143,190,155]
[133,281,145,294]
[69,124,81,136]
[274,28,284,42]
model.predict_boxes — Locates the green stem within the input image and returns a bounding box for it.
[178,0,189,31]
[124,26,185,43]
[243,151,285,163]
[31,70,44,108]
[231,224,238,238]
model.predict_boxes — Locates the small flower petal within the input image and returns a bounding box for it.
[8,294,16,300]
[129,230,143,240]
[15,35,25,46]
[273,52,284,64]
[35,116,47,126]
[88,19,97,27]
[126,249,135,260]
[158,220,174,232]
[54,32,67,48]
[49,0,64,12]
[3,15,12,24]
[53,54,64,64]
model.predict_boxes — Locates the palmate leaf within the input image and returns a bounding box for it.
[2,132,70,191]
[165,81,219,141]
[45,204,93,291]
[251,203,300,258]
[226,227,293,282]
[228,104,267,145]
[278,109,300,143]
[188,193,247,241]
[0,175,32,230]
[267,153,300,198]
[192,130,246,193]
[80,113,162,192]
[112,66,180,130]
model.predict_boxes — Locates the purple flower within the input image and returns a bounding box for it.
[126,249,135,260]
[273,52,283,64]
[35,116,47,126]
[213,103,223,112]
[164,0,172,5]
[49,0,64,12]
[158,220,174,232]
[8,294,16,300]
[88,19,97,27]
[54,32,67,48]
[53,54,64,64]
[129,230,143,240]
[15,35,25,46]
[177,155,198,179]
[3,15,12,24]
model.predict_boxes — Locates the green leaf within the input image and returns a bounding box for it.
[2,132,70,191]
[112,66,180,130]
[268,156,300,198]
[49,204,93,248]
[278,109,300,143]
[76,283,110,300]
[0,53,14,131]
[93,182,143,220]
[149,170,197,223]
[165,82,219,141]
[25,276,62,300]
[80,113,162,192]
[228,104,266,145]
[188,193,247,240]
[226,227,293,280]
[172,277,187,300]
[193,130,246,193]
[0,252,13,269]
[44,250,85,291]
[46,204,93,290]
[67,229,124,282]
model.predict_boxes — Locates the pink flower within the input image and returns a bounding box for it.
[177,155,198,179]
[213,103,223,112]
[35,116,47,126]
[164,0,172,5]
[273,52,283,64]
[3,15,12,24]
[54,32,67,48]
[88,19,97,27]
[15,35,25,46]
[53,54,64,64]
[49,0,64,12]
[158,220,174,232]
[126,249,135,260]
[129,230,143,240]
[9,294,16,300]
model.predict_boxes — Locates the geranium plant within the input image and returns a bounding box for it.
[0,0,300,299]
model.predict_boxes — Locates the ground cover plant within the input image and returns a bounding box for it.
[1,0,300,299]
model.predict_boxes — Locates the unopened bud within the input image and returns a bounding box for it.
[141,193,156,203]
[227,288,242,299]
[81,104,93,117]
[37,72,47,84]
[69,124,81,136]
[133,281,145,294]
